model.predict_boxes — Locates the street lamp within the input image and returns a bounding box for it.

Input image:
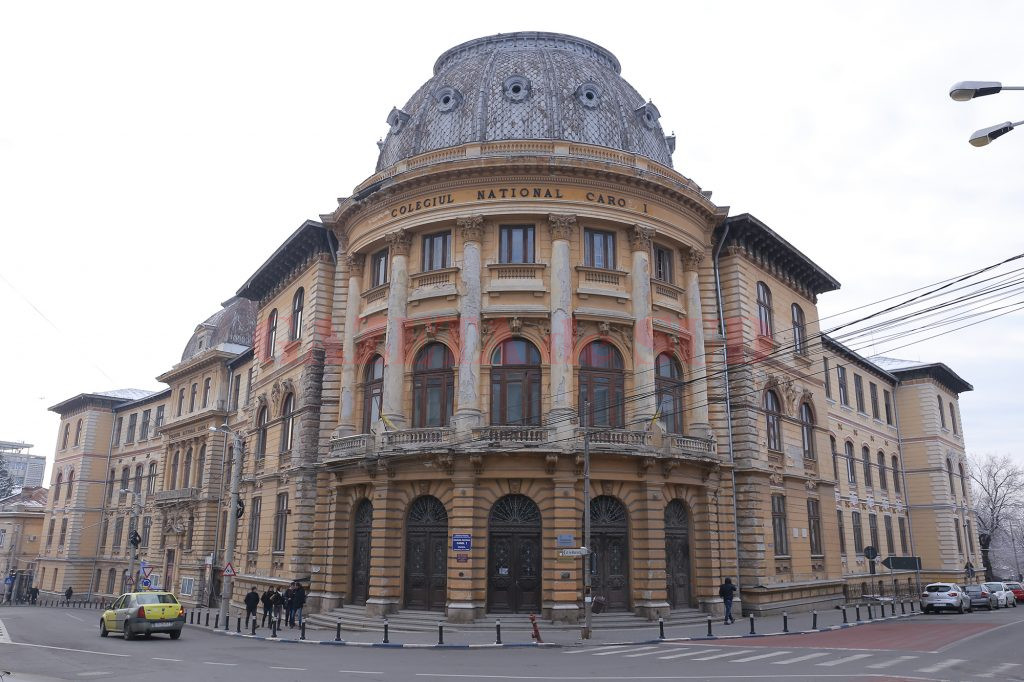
[209,424,244,625]
[121,489,143,591]
[969,120,1024,147]
[949,80,1024,146]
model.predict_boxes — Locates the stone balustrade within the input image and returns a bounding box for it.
[154,487,198,503]
[472,425,551,445]
[382,427,455,448]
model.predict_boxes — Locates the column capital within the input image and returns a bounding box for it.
[386,228,413,257]
[547,213,577,241]
[628,224,655,252]
[344,253,365,277]
[456,215,486,243]
[682,248,706,271]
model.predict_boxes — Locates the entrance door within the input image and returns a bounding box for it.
[664,499,692,608]
[404,496,448,611]
[487,494,541,613]
[164,549,175,596]
[351,499,372,606]
[591,496,629,611]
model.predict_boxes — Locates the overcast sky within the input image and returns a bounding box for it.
[2,1,1022,481]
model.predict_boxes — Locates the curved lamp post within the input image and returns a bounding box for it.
[950,80,1024,146]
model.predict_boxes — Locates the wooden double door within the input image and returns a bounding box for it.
[590,496,630,611]
[404,496,448,611]
[664,499,692,608]
[487,494,541,613]
[351,499,373,605]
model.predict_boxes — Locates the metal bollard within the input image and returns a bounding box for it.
[867,604,873,621]
[901,600,906,615]
[251,618,256,636]
[215,613,220,629]
[891,601,897,617]
[658,616,665,640]
[706,615,713,637]
[495,618,502,645]
[438,621,444,645]
[855,605,861,622]
[842,606,848,623]
[749,614,755,635]
[812,610,818,630]
[300,621,306,640]
[336,621,342,642]
[205,611,210,627]
[383,618,389,644]
[530,613,542,643]
[236,616,241,633]
[271,618,277,638]
[190,610,194,624]
[783,612,788,633]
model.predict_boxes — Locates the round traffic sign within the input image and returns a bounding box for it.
[141,578,152,588]
[863,545,878,560]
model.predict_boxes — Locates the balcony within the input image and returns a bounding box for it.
[668,434,717,458]
[485,262,547,297]
[472,426,552,446]
[328,433,372,459]
[154,488,198,503]
[576,428,651,449]
[360,283,390,318]
[382,427,455,449]
[575,266,629,303]
[409,267,459,305]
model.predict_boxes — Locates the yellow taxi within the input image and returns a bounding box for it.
[100,591,185,640]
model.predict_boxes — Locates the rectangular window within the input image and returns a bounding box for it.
[180,576,194,597]
[884,515,895,555]
[112,417,123,446]
[247,496,262,552]
[0,529,5,548]
[967,520,975,554]
[499,225,535,264]
[46,519,55,549]
[371,249,388,287]
[950,403,958,435]
[883,390,893,425]
[99,518,109,552]
[58,518,68,547]
[955,524,963,554]
[852,511,864,554]
[421,231,450,271]
[771,494,789,557]
[807,498,823,556]
[869,383,880,420]
[652,244,674,283]
[823,358,832,399]
[273,492,289,553]
[112,517,124,552]
[141,516,152,548]
[125,413,138,444]
[140,410,151,440]
[245,367,254,406]
[837,366,849,406]
[868,513,879,552]
[584,228,616,269]
[898,516,909,554]
[837,510,847,555]
[938,395,947,428]
[854,374,866,413]
[154,405,165,429]
[230,374,241,411]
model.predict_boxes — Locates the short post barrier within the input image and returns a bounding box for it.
[782,612,789,633]
[910,600,916,613]
[867,604,873,621]
[749,614,755,635]
[300,621,306,641]
[901,600,906,615]
[812,610,818,630]
[495,617,502,645]
[892,601,897,617]
[251,618,256,636]
[842,606,848,624]
[706,615,713,637]
[214,613,220,630]
[438,621,444,645]
[236,616,241,633]
[529,613,542,643]
[225,613,230,631]
[855,605,861,622]
[383,618,390,644]
[205,611,210,627]
[336,621,342,642]
[189,610,194,624]
[271,618,277,638]
[658,616,665,640]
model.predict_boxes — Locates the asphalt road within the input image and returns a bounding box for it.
[1,604,1022,681]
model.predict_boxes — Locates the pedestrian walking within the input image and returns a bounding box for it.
[291,583,306,627]
[64,586,73,606]
[283,583,295,628]
[271,587,283,623]
[244,586,260,625]
[261,586,274,627]
[719,578,736,625]
[30,586,39,605]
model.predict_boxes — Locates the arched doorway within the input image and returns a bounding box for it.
[487,494,541,613]
[664,499,692,608]
[351,499,372,605]
[591,495,629,611]
[404,496,448,611]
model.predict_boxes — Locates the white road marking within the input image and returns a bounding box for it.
[916,658,966,674]
[203,662,238,666]
[657,649,720,660]
[815,653,872,667]
[979,662,1021,678]
[563,645,626,654]
[865,655,918,669]
[76,673,110,677]
[691,649,756,660]
[771,653,830,664]
[337,671,383,675]
[4,642,129,657]
[730,651,791,663]
[593,645,656,656]
[624,649,673,658]
[65,614,84,622]
[152,657,183,662]
[0,618,10,644]
[270,667,308,671]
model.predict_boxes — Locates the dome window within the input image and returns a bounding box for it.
[435,86,462,113]
[576,82,602,108]
[503,75,531,102]
[387,106,411,134]
[635,101,662,130]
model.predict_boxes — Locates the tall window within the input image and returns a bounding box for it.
[61,424,70,449]
[583,228,616,269]
[898,516,909,554]
[189,383,198,412]
[877,451,887,490]
[421,232,450,271]
[53,472,62,504]
[845,441,857,484]
[247,496,262,551]
[851,511,864,554]
[791,304,806,354]
[756,282,773,338]
[266,309,278,358]
[831,436,839,481]
[107,469,115,502]
[854,374,865,413]
[177,389,185,416]
[837,366,849,406]
[371,249,388,287]
[196,446,205,489]
[949,402,958,435]
[112,518,123,552]
[868,513,879,551]
[280,394,295,452]
[66,470,75,499]
[255,407,269,464]
[823,358,832,398]
[653,244,674,283]
[883,390,893,425]
[46,518,55,548]
[862,446,873,486]
[185,514,194,550]
[958,462,967,497]
[884,515,895,555]
[141,516,152,548]
[653,353,683,434]
[578,341,625,428]
[119,467,130,496]
[837,510,847,555]
[799,402,815,460]
[230,374,242,411]
[113,417,123,446]
[99,518,109,551]
[147,462,157,495]
[499,225,535,263]
[771,494,788,557]
[182,448,192,488]
[938,395,946,428]
[133,465,143,494]
[169,451,179,491]
[869,382,880,419]
[155,405,164,429]
[291,287,304,340]
[202,378,211,408]
[106,568,116,594]
[73,419,82,447]
[764,390,782,452]
[273,492,288,553]
[947,458,956,497]
[140,409,151,440]
[807,498,823,556]
[967,519,975,554]
[362,355,384,433]
[892,455,901,494]
[412,343,455,428]
[955,524,963,554]
[490,339,542,426]
[58,518,68,547]
[126,413,137,443]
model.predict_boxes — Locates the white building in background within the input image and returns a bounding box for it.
[0,442,46,489]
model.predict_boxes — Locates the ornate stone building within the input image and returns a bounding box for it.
[35,32,981,619]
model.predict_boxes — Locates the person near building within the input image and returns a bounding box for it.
[271,587,283,625]
[290,582,306,627]
[30,586,39,605]
[719,578,737,624]
[64,586,73,605]
[244,586,260,625]
[282,583,295,627]
[260,586,274,626]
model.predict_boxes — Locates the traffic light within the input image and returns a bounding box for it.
[129,530,142,548]
[236,499,245,519]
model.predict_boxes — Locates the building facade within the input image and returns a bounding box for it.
[0,442,46,489]
[35,32,982,618]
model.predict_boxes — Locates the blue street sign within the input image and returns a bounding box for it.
[141,578,152,589]
[452,533,472,551]
[3,577,13,585]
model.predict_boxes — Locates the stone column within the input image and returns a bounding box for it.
[336,254,364,436]
[550,473,581,622]
[365,479,402,616]
[629,225,658,426]
[381,229,412,430]
[547,214,576,432]
[633,477,670,619]
[453,216,484,433]
[446,468,482,622]
[683,250,711,438]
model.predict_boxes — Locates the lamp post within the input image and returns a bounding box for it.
[210,424,244,625]
[580,401,593,640]
[122,489,142,590]
[1007,518,1022,581]
[949,80,1024,146]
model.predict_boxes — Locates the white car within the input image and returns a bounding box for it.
[920,582,971,613]
[984,582,1017,608]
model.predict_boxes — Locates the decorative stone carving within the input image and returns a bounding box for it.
[600,480,613,495]
[547,213,577,241]
[386,228,413,256]
[682,249,705,271]
[470,454,484,475]
[544,454,558,475]
[457,215,485,243]
[509,316,522,334]
[637,457,655,478]
[345,253,365,277]
[628,224,654,252]
[769,472,783,487]
[509,479,522,494]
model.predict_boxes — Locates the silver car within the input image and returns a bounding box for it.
[984,582,1016,608]
[920,582,971,613]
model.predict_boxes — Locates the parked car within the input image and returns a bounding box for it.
[964,583,997,610]
[100,591,185,639]
[920,583,971,613]
[984,582,1016,608]
[1004,581,1024,604]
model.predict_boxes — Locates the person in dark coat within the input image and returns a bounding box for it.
[244,586,260,625]
[64,586,73,605]
[271,587,283,624]
[719,578,737,624]
[260,587,274,626]
[283,584,295,627]
[290,583,306,627]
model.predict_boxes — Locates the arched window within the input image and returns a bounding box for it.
[256,406,269,462]
[147,462,157,494]
[764,390,782,452]
[182,448,192,488]
[958,462,967,497]
[830,436,839,480]
[169,451,179,491]
[196,445,206,489]
[73,419,82,447]
[133,465,143,494]
[756,281,773,338]
[280,394,295,452]
[177,389,185,416]
[892,455,901,494]
[61,424,70,449]
[202,378,211,408]
[655,353,685,434]
[845,441,857,483]
[791,304,806,354]
[362,355,384,434]
[189,383,198,412]
[799,402,815,459]
[579,341,625,428]
[266,309,278,358]
[490,338,542,426]
[413,343,455,428]
[949,402,958,435]
[937,395,946,428]
[877,451,887,490]
[947,458,956,497]
[53,472,63,504]
[291,288,304,341]
[120,466,130,495]
[862,446,873,486]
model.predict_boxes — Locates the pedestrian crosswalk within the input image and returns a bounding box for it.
[563,644,1017,677]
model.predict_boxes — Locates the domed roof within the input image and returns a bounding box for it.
[375,32,675,172]
[180,296,257,363]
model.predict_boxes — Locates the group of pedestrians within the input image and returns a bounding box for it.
[245,582,306,628]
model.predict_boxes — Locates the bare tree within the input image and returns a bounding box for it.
[970,454,1024,580]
